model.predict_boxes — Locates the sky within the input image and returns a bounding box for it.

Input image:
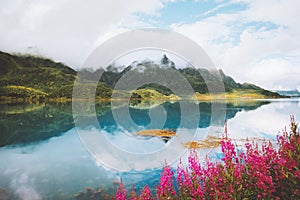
[0,0,299,90]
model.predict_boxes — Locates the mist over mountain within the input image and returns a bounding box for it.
[97,54,281,98]
[0,51,282,100]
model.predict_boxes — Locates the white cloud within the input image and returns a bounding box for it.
[247,57,300,90]
[172,0,300,90]
[242,0,300,30]
[0,0,299,90]
[10,173,42,200]
[0,0,165,68]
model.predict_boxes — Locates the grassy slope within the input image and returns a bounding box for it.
[0,51,75,98]
[0,51,114,100]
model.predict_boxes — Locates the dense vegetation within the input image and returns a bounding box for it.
[0,51,282,100]
[0,52,75,97]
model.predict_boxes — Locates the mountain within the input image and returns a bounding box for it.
[0,51,283,100]
[0,51,76,99]
[96,57,282,99]
[275,90,300,97]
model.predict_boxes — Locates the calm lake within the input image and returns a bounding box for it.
[0,99,299,199]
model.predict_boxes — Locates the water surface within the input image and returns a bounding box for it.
[0,99,299,199]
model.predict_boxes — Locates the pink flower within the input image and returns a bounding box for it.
[116,179,126,200]
[140,185,153,200]
[115,116,300,200]
[156,164,177,199]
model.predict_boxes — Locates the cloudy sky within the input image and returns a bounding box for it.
[0,0,299,90]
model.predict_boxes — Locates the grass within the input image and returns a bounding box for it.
[0,85,48,101]
[4,85,48,95]
[193,89,276,100]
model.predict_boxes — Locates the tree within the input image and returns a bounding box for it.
[161,54,170,65]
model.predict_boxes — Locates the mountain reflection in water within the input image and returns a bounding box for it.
[0,100,269,146]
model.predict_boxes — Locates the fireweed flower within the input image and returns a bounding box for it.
[116,179,127,200]
[115,117,300,199]
[156,164,177,199]
[139,185,153,200]
[129,185,138,200]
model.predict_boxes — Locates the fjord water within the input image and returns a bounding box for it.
[0,99,299,199]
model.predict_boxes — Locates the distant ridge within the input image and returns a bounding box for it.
[275,90,300,97]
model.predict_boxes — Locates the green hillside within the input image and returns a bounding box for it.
[0,51,283,101]
[0,51,113,100]
[0,51,75,99]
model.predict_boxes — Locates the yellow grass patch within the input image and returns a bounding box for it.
[136,129,176,137]
[183,136,222,149]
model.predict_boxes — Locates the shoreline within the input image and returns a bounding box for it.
[0,95,291,105]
